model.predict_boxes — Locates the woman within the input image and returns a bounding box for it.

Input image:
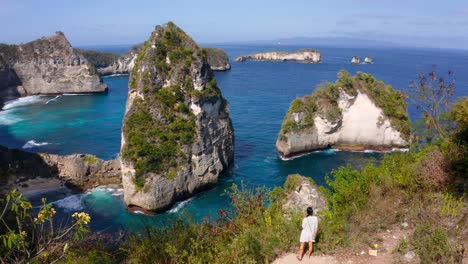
[297,207,318,261]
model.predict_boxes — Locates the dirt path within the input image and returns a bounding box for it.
[274,225,413,264]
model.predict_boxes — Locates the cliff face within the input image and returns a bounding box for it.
[0,51,21,106]
[203,47,230,71]
[276,70,410,158]
[235,49,321,63]
[96,44,143,76]
[120,22,234,212]
[0,32,107,106]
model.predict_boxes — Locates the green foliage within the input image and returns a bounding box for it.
[192,76,222,101]
[83,155,99,165]
[410,222,462,263]
[122,183,302,263]
[393,238,409,254]
[77,49,119,68]
[203,47,229,68]
[441,192,464,217]
[0,190,91,263]
[279,70,410,141]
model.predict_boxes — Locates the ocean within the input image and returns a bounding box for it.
[1,44,467,232]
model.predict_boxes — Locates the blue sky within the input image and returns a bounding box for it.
[1,0,468,49]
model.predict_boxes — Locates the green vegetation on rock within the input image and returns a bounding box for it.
[0,44,17,63]
[203,47,229,69]
[77,49,119,68]
[122,22,221,181]
[279,70,411,140]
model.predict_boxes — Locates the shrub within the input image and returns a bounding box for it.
[0,190,91,263]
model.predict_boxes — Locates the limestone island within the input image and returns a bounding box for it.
[203,47,231,71]
[0,31,107,107]
[351,56,360,64]
[276,70,410,158]
[364,56,373,64]
[120,22,234,212]
[235,49,321,63]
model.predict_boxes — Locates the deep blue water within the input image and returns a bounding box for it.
[1,45,467,232]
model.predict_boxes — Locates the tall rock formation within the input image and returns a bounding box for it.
[120,22,234,212]
[276,70,410,158]
[0,32,107,106]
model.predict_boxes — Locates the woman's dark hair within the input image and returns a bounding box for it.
[306,207,313,216]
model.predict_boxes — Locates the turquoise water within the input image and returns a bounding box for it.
[2,45,468,232]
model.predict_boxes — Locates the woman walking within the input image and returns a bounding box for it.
[297,207,318,261]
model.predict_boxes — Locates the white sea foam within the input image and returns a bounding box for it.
[102,73,129,78]
[2,96,44,110]
[53,195,84,212]
[22,140,51,149]
[133,210,145,215]
[280,147,408,160]
[168,198,194,213]
[45,95,61,104]
[0,111,23,125]
[63,93,93,96]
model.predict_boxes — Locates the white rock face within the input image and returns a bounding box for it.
[276,89,408,157]
[235,50,321,63]
[364,57,373,64]
[283,175,327,213]
[351,56,360,64]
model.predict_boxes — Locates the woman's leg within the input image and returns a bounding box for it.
[307,242,314,257]
[297,242,305,260]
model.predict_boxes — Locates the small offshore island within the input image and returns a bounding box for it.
[235,49,321,63]
[276,70,410,158]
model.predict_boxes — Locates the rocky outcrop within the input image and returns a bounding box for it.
[235,49,321,63]
[276,70,410,158]
[282,174,327,213]
[0,145,120,193]
[351,56,360,64]
[203,47,231,71]
[120,22,234,212]
[0,32,107,105]
[40,153,121,188]
[0,52,21,107]
[96,44,143,76]
[364,57,373,64]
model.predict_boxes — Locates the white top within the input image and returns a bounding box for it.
[300,216,318,242]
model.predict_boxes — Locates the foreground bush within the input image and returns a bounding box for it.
[0,190,91,263]
[123,184,302,263]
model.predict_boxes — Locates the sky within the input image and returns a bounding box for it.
[1,0,468,49]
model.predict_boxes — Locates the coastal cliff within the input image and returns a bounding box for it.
[203,47,231,71]
[276,70,410,158]
[235,49,321,63]
[0,32,107,107]
[120,22,234,212]
[95,44,143,76]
